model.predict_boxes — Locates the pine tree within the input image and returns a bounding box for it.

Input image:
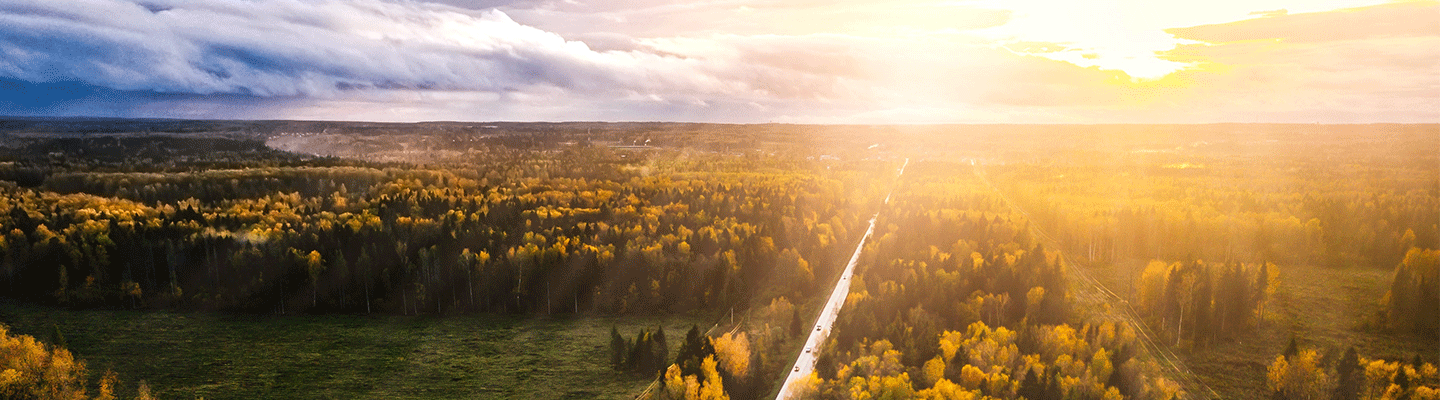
[652,325,669,376]
[1044,370,1062,400]
[331,249,348,308]
[357,248,373,314]
[49,324,66,349]
[1393,366,1411,395]
[630,329,652,373]
[1255,262,1272,325]
[1332,346,1360,400]
[1018,368,1042,400]
[1191,262,1214,343]
[677,324,716,376]
[609,325,629,370]
[790,308,803,338]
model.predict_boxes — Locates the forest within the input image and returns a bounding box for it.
[0,120,1435,399]
[977,125,1438,399]
[0,133,883,316]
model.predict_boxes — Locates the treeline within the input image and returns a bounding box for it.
[1133,259,1273,345]
[0,135,367,181]
[1267,340,1438,400]
[993,158,1438,270]
[0,139,887,316]
[798,162,1183,399]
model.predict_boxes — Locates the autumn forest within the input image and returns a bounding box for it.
[0,119,1435,400]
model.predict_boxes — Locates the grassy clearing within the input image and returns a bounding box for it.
[1089,261,1437,400]
[0,303,708,400]
[1185,265,1436,400]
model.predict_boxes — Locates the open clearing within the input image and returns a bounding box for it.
[1087,261,1438,399]
[0,303,705,399]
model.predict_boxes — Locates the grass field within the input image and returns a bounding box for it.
[1088,261,1437,399]
[0,303,710,399]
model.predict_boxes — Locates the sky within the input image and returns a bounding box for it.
[0,0,1436,123]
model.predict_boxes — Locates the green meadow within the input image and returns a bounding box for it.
[1,303,707,399]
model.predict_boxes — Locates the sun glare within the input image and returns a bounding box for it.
[971,0,1395,80]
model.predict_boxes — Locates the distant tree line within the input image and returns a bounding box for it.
[993,159,1437,270]
[0,138,887,317]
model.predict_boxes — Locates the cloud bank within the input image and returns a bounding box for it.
[0,0,835,98]
[0,0,1435,123]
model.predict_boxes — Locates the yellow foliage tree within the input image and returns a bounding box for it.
[94,371,116,400]
[661,364,686,400]
[0,325,89,400]
[938,330,963,364]
[1267,350,1331,400]
[711,332,750,378]
[1089,348,1113,385]
[958,364,986,390]
[135,381,155,400]
[922,356,946,388]
[301,250,324,306]
[915,379,982,400]
[696,356,728,400]
[778,248,814,293]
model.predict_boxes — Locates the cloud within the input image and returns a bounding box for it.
[0,0,1079,122]
[1167,1,1440,43]
[969,0,1402,79]
[0,0,1433,123]
[501,0,1011,37]
[1152,1,1440,121]
[0,0,846,100]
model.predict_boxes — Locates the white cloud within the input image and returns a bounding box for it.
[0,0,841,100]
[0,0,1433,123]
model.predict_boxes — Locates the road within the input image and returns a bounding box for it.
[771,158,1213,400]
[775,158,905,400]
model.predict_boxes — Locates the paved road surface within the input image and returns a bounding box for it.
[773,214,875,399]
[775,158,905,399]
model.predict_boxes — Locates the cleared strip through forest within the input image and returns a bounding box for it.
[974,164,1221,400]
